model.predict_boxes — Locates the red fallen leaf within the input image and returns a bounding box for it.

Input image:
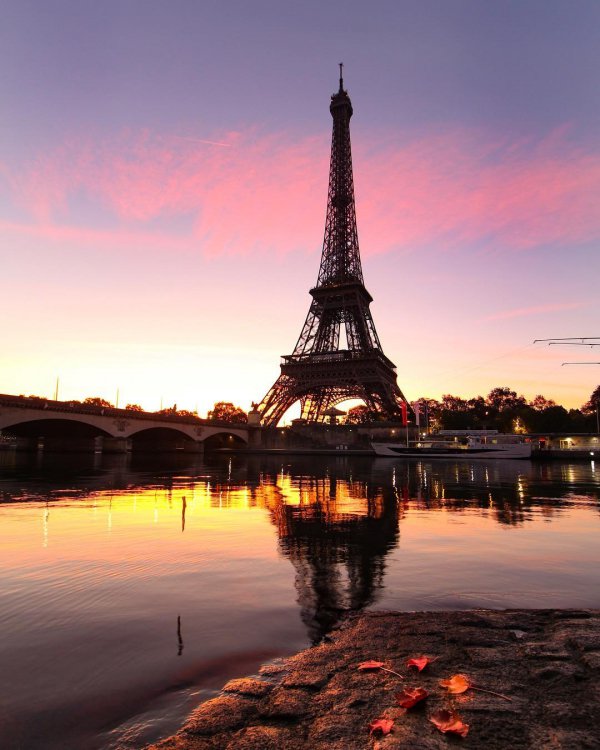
[358,660,385,671]
[395,687,428,708]
[439,673,470,694]
[430,709,469,737]
[406,656,432,672]
[368,718,394,736]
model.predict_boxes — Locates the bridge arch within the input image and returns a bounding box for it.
[1,416,112,439]
[128,426,199,453]
[203,430,248,451]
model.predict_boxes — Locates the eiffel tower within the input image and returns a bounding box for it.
[258,66,408,427]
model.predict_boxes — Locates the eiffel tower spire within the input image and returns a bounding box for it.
[257,71,408,426]
[316,61,363,288]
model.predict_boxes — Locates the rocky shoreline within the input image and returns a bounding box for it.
[147,609,600,750]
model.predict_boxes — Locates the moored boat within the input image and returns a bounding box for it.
[372,431,531,460]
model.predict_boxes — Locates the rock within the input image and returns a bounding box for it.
[582,651,600,670]
[184,695,258,735]
[225,725,302,750]
[281,669,330,690]
[145,609,600,750]
[523,642,571,660]
[530,662,586,682]
[568,634,600,652]
[258,688,311,719]
[258,663,287,676]
[222,678,273,697]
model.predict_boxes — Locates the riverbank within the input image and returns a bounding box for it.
[146,609,600,750]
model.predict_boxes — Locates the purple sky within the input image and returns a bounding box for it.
[2,1,599,416]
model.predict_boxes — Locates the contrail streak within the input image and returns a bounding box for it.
[174,135,231,147]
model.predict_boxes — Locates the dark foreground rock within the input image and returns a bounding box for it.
[146,609,600,750]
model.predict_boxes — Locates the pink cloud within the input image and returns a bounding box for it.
[483,302,586,322]
[2,125,600,257]
[0,218,193,251]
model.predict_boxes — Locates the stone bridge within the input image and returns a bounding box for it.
[0,394,250,453]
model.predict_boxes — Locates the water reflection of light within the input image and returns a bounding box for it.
[42,504,49,548]
[561,465,577,484]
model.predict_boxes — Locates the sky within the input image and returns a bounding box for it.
[1,0,599,417]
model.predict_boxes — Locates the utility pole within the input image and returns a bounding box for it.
[535,337,600,434]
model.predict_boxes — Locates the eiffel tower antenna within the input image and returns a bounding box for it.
[257,72,409,426]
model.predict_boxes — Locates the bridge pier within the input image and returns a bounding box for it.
[101,437,132,454]
[248,427,263,448]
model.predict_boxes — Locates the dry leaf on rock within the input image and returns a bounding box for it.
[368,718,394,736]
[439,672,513,702]
[439,673,470,694]
[430,709,469,737]
[406,656,432,672]
[358,660,385,671]
[395,687,428,708]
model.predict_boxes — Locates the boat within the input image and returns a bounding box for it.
[371,431,532,460]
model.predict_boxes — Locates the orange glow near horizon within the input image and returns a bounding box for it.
[3,471,598,570]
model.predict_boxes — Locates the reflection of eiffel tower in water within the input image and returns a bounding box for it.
[270,471,399,643]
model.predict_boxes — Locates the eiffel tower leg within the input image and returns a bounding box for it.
[304,390,336,422]
[258,374,299,427]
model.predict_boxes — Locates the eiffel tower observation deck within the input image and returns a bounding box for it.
[257,67,409,427]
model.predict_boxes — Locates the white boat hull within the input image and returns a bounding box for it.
[371,442,532,460]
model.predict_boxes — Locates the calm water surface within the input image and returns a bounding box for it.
[0,451,599,749]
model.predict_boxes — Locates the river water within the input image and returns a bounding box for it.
[0,451,599,749]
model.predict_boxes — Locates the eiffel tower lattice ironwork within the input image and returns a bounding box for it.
[258,67,409,427]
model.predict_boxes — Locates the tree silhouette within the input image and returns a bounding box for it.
[345,405,372,424]
[83,397,113,408]
[530,395,557,411]
[486,387,526,412]
[582,385,600,414]
[208,402,248,423]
